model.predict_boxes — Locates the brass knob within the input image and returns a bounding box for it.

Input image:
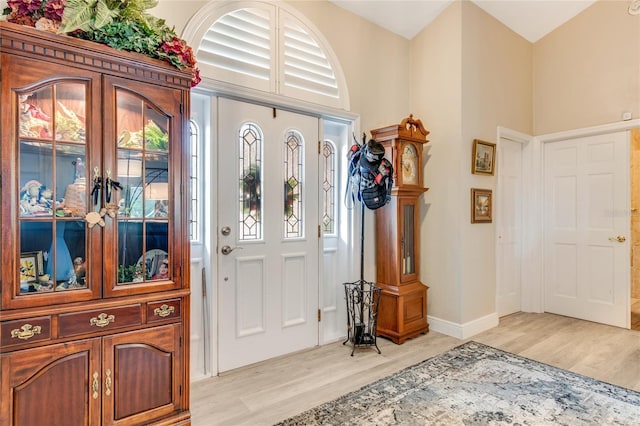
[608,235,626,243]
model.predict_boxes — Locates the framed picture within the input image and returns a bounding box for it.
[471,188,492,223]
[20,251,44,283]
[472,139,496,175]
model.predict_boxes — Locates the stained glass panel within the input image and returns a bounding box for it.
[321,140,336,235]
[239,123,262,240]
[284,130,303,238]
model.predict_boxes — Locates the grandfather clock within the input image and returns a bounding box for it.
[371,115,430,344]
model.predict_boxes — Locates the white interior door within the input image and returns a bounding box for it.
[544,132,630,328]
[217,98,319,372]
[496,138,524,316]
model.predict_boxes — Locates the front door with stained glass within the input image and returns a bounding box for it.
[217,98,320,372]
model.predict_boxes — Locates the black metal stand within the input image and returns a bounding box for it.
[343,202,381,356]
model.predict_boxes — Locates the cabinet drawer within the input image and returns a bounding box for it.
[147,299,182,323]
[59,305,142,337]
[1,316,51,348]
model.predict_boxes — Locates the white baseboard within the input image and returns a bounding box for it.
[428,312,499,340]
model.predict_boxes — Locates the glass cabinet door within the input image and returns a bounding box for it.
[15,78,101,304]
[105,82,180,295]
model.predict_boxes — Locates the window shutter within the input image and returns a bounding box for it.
[281,14,339,100]
[194,4,342,107]
[198,8,274,90]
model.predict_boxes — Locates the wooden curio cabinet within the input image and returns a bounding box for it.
[0,22,191,425]
[371,115,430,344]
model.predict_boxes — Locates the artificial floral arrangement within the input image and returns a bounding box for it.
[2,0,201,86]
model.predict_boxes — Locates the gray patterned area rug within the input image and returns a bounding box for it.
[275,341,640,425]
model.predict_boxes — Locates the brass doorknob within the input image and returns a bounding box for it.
[608,235,626,243]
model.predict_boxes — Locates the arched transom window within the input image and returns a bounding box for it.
[183,1,349,110]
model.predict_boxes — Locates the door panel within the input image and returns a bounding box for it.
[0,339,101,426]
[102,324,181,425]
[544,132,629,327]
[218,98,319,372]
[497,138,523,316]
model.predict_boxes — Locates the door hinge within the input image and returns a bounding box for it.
[201,267,207,298]
[318,140,321,154]
[180,103,183,114]
[179,385,182,396]
[273,107,277,118]
[317,309,321,322]
[318,225,321,238]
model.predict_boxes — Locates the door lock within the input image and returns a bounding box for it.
[221,226,231,236]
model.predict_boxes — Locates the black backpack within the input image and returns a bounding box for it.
[346,136,393,210]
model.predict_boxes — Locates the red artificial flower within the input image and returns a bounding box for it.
[44,0,65,21]
[8,0,42,15]
[190,68,201,88]
[161,36,197,68]
[6,10,36,26]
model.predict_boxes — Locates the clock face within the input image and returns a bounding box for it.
[401,144,418,185]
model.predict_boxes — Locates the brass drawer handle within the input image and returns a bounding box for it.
[90,313,115,327]
[154,304,175,318]
[105,369,112,397]
[92,372,99,399]
[11,324,42,340]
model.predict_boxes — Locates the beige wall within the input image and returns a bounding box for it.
[534,0,640,134]
[459,2,532,323]
[152,1,208,33]
[409,1,464,323]
[409,1,532,324]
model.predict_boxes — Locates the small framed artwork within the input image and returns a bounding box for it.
[20,251,44,283]
[471,188,492,223]
[472,139,496,175]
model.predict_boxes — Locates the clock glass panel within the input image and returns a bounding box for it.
[402,203,415,275]
[401,143,418,185]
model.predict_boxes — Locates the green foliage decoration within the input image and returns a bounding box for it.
[3,0,201,86]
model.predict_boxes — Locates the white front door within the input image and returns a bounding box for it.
[217,98,320,372]
[496,137,524,316]
[544,132,630,328]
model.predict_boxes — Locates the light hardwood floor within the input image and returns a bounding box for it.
[191,312,640,425]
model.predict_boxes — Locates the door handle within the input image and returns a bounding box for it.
[221,245,242,255]
[608,235,626,243]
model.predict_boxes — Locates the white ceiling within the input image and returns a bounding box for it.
[328,0,598,42]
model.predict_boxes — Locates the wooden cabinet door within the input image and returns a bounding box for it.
[101,324,182,425]
[0,338,101,426]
